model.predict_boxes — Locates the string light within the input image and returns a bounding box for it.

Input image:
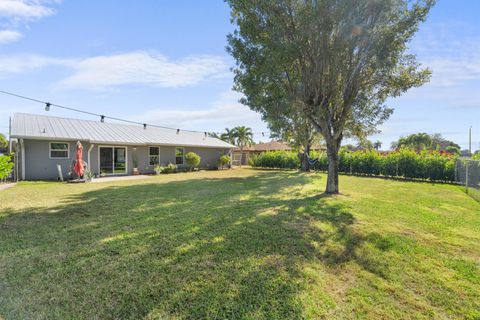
[0,89,272,137]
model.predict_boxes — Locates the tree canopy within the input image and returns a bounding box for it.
[391,133,460,154]
[227,0,434,193]
[217,126,254,149]
[0,133,8,154]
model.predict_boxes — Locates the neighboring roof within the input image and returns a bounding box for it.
[236,140,325,152]
[10,113,235,148]
[243,140,293,152]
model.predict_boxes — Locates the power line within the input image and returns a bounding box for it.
[0,89,271,136]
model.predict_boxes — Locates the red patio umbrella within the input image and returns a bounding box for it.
[73,141,85,178]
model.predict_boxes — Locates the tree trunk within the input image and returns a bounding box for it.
[325,138,340,194]
[300,143,311,172]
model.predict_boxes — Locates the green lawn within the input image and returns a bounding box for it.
[0,169,479,319]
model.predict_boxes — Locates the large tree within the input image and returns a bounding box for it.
[227,0,434,193]
[267,104,321,171]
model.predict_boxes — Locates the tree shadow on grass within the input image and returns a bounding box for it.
[0,171,393,319]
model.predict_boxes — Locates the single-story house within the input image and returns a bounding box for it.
[9,113,235,180]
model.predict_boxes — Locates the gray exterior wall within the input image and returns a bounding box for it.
[23,139,91,180]
[20,139,230,180]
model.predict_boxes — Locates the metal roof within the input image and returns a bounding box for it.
[10,113,235,148]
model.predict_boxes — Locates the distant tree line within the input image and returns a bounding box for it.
[391,133,461,155]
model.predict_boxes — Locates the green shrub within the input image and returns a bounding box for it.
[0,153,14,182]
[154,165,163,175]
[249,149,457,182]
[219,155,231,169]
[249,151,300,169]
[185,152,201,171]
[155,163,178,174]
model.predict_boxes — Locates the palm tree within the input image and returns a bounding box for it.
[220,128,236,145]
[208,132,221,139]
[373,140,382,150]
[233,126,253,166]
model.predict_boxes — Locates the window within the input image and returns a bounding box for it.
[50,142,69,159]
[149,147,159,165]
[99,147,127,174]
[175,147,184,165]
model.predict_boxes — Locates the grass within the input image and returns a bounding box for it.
[0,168,479,319]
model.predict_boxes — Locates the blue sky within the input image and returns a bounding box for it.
[0,0,479,151]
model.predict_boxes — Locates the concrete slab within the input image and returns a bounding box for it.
[0,183,16,191]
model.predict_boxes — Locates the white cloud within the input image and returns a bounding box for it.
[0,51,229,89]
[0,54,71,73]
[0,0,55,20]
[0,29,21,43]
[0,0,60,44]
[429,59,480,87]
[130,91,268,135]
[411,22,480,87]
[57,52,229,90]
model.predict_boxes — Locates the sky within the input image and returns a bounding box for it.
[0,0,479,151]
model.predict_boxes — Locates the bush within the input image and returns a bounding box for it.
[0,153,14,182]
[250,149,457,182]
[154,165,163,175]
[185,152,201,171]
[249,151,300,169]
[155,163,178,174]
[219,155,231,169]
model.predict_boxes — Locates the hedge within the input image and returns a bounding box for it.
[0,153,14,182]
[250,148,457,182]
[248,150,300,169]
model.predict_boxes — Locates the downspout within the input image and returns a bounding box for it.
[20,138,25,180]
[87,143,94,170]
[8,116,12,153]
[9,139,17,181]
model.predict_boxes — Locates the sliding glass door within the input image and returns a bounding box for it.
[99,147,127,175]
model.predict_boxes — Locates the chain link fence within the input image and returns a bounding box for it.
[455,158,480,203]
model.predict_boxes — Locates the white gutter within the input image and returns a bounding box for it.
[20,138,25,180]
[87,143,94,170]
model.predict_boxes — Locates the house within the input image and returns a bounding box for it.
[233,140,324,165]
[9,113,235,180]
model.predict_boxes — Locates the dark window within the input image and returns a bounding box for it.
[149,147,159,165]
[175,147,184,165]
[50,142,69,158]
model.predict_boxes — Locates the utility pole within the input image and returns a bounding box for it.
[469,126,472,156]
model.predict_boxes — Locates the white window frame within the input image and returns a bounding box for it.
[49,142,70,159]
[149,146,160,166]
[98,145,128,175]
[175,147,185,165]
